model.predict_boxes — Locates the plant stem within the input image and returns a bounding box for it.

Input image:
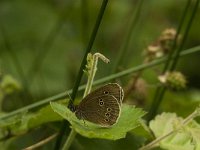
[61,130,77,150]
[163,0,192,72]
[23,133,58,150]
[147,0,197,121]
[170,0,199,70]
[84,53,110,96]
[54,1,109,149]
[62,53,109,150]
[0,45,200,121]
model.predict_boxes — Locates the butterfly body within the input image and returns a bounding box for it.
[73,83,124,127]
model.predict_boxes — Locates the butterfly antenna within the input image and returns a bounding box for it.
[67,92,76,112]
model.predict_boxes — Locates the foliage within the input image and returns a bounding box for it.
[149,112,200,150]
[50,102,146,140]
[0,0,200,150]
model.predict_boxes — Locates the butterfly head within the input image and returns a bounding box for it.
[75,107,84,120]
[68,102,77,112]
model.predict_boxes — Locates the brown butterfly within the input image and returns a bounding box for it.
[69,83,124,127]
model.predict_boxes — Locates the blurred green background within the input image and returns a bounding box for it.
[0,0,199,97]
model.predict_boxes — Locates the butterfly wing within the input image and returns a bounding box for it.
[82,83,124,105]
[76,95,121,127]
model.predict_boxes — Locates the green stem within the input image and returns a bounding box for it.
[54,1,108,149]
[0,45,200,121]
[61,129,77,150]
[69,1,109,103]
[84,53,110,96]
[62,53,109,150]
[163,0,192,72]
[147,87,165,122]
[147,0,198,121]
[170,0,199,70]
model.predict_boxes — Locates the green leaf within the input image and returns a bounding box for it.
[150,112,200,150]
[0,101,64,135]
[0,112,25,128]
[0,111,32,135]
[50,102,146,140]
[27,103,63,128]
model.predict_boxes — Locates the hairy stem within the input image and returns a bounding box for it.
[62,53,109,150]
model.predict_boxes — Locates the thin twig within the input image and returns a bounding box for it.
[0,45,199,121]
[23,133,58,150]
